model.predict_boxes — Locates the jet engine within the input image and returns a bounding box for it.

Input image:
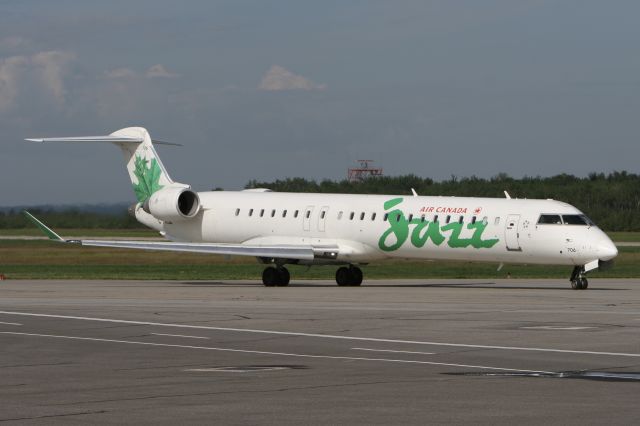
[142,187,200,222]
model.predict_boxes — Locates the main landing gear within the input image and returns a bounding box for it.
[262,266,290,287]
[335,266,363,287]
[570,266,589,290]
[261,265,364,287]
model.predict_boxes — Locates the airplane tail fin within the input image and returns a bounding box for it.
[27,127,184,203]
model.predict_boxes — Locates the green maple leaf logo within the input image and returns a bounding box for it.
[132,155,164,202]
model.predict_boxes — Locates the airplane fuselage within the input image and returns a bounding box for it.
[160,190,618,267]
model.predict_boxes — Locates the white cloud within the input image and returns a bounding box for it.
[106,65,179,79]
[0,50,74,110]
[0,56,28,110]
[0,36,30,50]
[258,65,326,91]
[31,51,75,102]
[145,64,178,78]
[104,67,136,79]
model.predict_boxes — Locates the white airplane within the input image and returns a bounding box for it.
[25,127,618,289]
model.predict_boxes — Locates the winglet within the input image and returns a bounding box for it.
[22,211,64,241]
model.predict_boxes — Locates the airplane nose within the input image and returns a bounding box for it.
[597,238,618,261]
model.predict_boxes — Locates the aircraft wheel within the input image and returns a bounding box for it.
[580,277,588,290]
[262,267,278,287]
[276,267,290,287]
[336,267,351,286]
[336,266,363,286]
[349,266,363,286]
[571,277,589,290]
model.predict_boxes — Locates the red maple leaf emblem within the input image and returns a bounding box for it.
[474,207,482,214]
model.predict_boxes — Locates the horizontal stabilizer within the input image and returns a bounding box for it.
[25,135,182,146]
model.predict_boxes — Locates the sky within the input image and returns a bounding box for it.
[1,0,639,206]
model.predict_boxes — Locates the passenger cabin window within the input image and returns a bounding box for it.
[383,213,388,221]
[305,210,311,219]
[338,211,343,220]
[371,212,377,221]
[282,210,287,218]
[321,211,326,219]
[494,217,500,226]
[396,213,402,222]
[349,212,355,220]
[421,215,426,223]
[471,216,477,224]
[294,210,299,218]
[562,215,591,225]
[433,215,438,223]
[235,208,240,216]
[445,215,451,224]
[249,208,254,217]
[537,214,562,225]
[260,209,265,217]
[271,209,276,218]
[408,214,413,222]
[458,216,464,224]
[360,212,365,220]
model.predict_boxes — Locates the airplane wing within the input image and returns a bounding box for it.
[23,211,337,261]
[79,240,316,260]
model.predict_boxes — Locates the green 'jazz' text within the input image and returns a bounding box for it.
[378,198,499,252]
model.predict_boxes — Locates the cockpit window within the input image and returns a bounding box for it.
[562,215,592,226]
[537,214,562,225]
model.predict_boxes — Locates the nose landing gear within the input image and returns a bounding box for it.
[570,266,588,290]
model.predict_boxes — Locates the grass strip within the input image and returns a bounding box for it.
[2,241,638,280]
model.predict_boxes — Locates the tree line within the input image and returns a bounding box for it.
[0,207,142,230]
[246,171,640,231]
[2,172,639,231]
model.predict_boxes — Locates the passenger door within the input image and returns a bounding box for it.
[505,214,522,251]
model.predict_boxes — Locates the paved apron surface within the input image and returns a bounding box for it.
[1,279,639,425]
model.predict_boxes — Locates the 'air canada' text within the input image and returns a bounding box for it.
[378,198,500,252]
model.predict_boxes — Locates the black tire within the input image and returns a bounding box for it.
[276,267,290,287]
[571,279,579,290]
[336,267,351,286]
[580,278,588,290]
[349,266,363,286]
[262,267,278,287]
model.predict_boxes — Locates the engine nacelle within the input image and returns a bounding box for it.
[142,187,200,222]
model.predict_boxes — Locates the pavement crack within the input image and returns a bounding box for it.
[0,410,107,422]
[0,362,73,368]
[46,379,432,406]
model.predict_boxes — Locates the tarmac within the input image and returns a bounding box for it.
[1,278,639,425]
